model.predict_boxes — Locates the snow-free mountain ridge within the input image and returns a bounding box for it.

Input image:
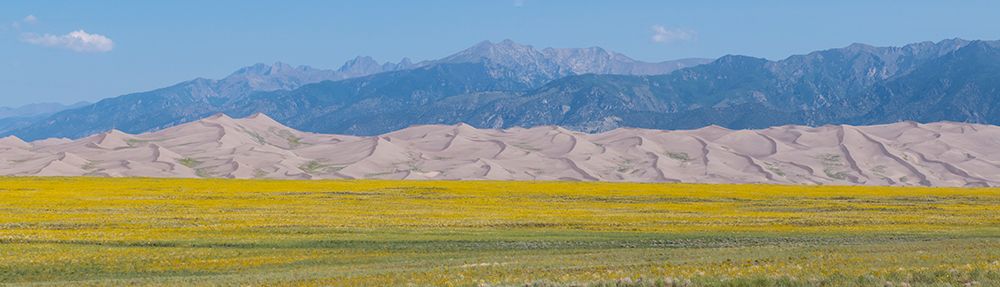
[7,39,710,140]
[8,38,1000,142]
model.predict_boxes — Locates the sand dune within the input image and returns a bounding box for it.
[3,114,999,187]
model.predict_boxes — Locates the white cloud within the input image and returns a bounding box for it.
[21,30,114,52]
[650,25,695,44]
[10,15,38,29]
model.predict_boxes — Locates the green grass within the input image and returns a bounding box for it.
[286,135,304,148]
[124,138,161,147]
[299,160,339,174]
[0,177,997,286]
[176,157,201,168]
[664,151,691,162]
[3,235,996,286]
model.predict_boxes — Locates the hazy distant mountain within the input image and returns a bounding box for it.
[224,62,538,134]
[336,56,417,78]
[216,38,996,135]
[7,59,414,140]
[860,40,1000,123]
[464,39,990,132]
[433,39,712,86]
[0,101,90,119]
[197,58,421,103]
[11,38,1000,141]
[0,101,89,135]
[8,40,711,140]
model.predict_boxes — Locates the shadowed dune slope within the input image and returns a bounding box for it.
[2,114,999,187]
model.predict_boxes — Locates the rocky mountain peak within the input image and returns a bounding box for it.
[437,39,710,78]
[229,62,308,77]
[338,56,382,73]
[4,39,715,141]
[443,39,543,64]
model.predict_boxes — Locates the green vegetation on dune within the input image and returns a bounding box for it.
[176,157,201,168]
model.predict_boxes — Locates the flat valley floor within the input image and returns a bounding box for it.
[0,178,997,286]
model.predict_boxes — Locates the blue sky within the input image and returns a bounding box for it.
[2,0,1000,107]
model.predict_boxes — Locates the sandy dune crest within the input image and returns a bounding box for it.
[2,113,999,187]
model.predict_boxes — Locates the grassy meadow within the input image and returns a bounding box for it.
[0,177,998,286]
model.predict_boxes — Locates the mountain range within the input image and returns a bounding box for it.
[0,101,90,135]
[2,113,998,186]
[6,40,709,140]
[4,38,999,141]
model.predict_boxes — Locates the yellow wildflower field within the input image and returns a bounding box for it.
[0,177,998,286]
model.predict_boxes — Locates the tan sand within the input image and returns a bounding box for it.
[3,114,998,187]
